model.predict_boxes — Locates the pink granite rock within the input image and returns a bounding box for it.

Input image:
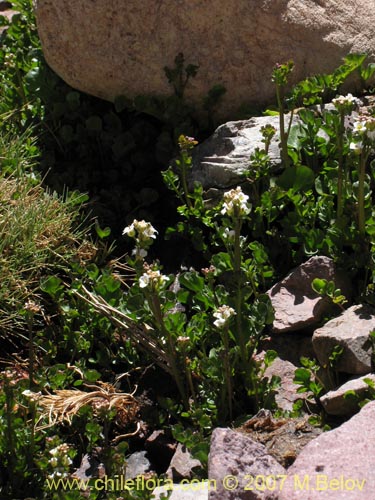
[208,428,285,499]
[267,256,350,333]
[312,304,375,375]
[320,374,375,416]
[263,357,303,412]
[279,401,375,500]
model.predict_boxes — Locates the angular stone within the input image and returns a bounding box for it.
[320,374,375,416]
[267,256,350,333]
[190,115,289,189]
[34,1,375,119]
[166,443,202,481]
[279,401,375,499]
[125,451,152,479]
[72,453,101,480]
[208,428,286,499]
[312,304,375,375]
[263,357,303,412]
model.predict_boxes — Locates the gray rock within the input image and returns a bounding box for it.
[263,357,303,412]
[267,256,350,333]
[208,428,286,499]
[312,304,375,375]
[190,116,289,189]
[35,0,375,119]
[71,453,101,480]
[125,451,152,479]
[279,401,375,499]
[320,374,375,416]
[153,483,209,500]
[166,443,202,481]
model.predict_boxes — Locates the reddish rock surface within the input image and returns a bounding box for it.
[312,304,375,375]
[279,401,375,500]
[267,256,349,333]
[208,428,285,499]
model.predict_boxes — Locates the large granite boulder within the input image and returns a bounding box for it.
[34,0,375,118]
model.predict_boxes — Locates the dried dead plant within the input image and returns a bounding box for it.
[37,382,140,441]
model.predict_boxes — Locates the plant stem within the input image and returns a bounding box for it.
[222,326,233,420]
[336,110,345,221]
[358,151,368,236]
[181,154,192,209]
[27,315,35,390]
[149,293,189,409]
[233,216,248,375]
[276,85,289,168]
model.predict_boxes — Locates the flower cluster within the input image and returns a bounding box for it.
[332,93,358,112]
[123,219,157,259]
[271,60,294,86]
[48,443,72,480]
[178,134,198,153]
[139,265,169,291]
[350,115,375,154]
[221,186,251,217]
[213,305,236,328]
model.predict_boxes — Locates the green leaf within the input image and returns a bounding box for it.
[294,367,311,385]
[263,109,279,116]
[264,350,278,367]
[95,221,111,239]
[311,278,327,295]
[84,369,101,383]
[277,165,315,192]
[40,276,64,298]
[179,272,204,293]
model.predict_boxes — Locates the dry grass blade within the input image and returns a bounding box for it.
[0,176,97,339]
[74,285,172,375]
[37,383,139,433]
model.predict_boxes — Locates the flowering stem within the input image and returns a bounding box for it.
[336,110,345,221]
[358,150,369,237]
[233,216,246,366]
[222,325,233,420]
[148,292,189,409]
[181,153,192,209]
[185,358,196,404]
[276,84,289,168]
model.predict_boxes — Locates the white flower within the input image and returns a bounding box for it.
[139,273,150,288]
[123,219,157,241]
[350,141,363,154]
[49,457,58,468]
[332,93,357,109]
[353,121,367,135]
[213,305,236,328]
[221,187,251,217]
[139,269,168,290]
[132,247,148,259]
[61,455,73,467]
[223,228,236,241]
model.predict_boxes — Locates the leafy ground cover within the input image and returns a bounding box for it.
[1,1,375,499]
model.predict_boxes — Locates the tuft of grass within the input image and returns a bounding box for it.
[0,175,97,338]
